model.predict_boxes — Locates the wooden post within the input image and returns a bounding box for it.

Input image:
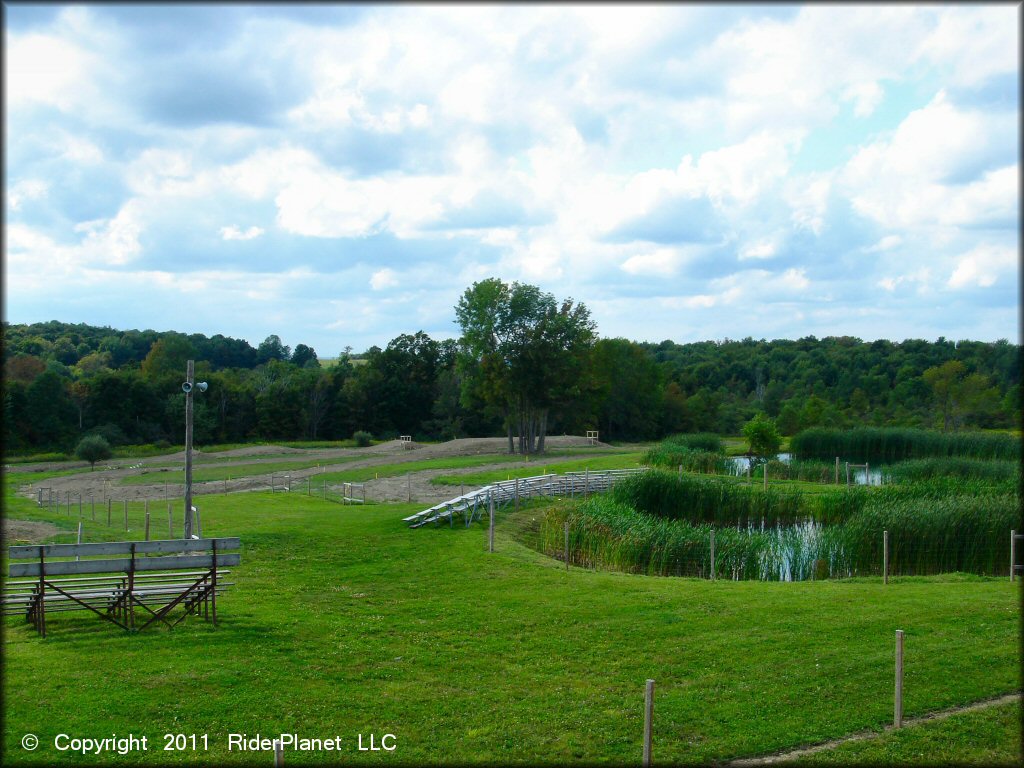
[145,511,151,541]
[894,629,904,728]
[78,494,82,517]
[107,498,112,526]
[883,530,889,584]
[845,462,850,486]
[1011,530,1017,582]
[643,679,655,767]
[565,520,570,571]
[196,508,202,538]
[123,499,129,531]
[407,473,412,503]
[488,493,495,553]
[710,529,716,580]
[76,522,83,561]
[274,739,283,766]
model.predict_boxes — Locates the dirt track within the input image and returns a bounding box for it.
[11,436,616,505]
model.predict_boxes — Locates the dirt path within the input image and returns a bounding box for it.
[726,692,1022,765]
[12,436,617,503]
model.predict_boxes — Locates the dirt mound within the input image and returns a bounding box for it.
[2,518,61,545]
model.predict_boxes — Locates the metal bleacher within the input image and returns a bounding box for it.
[403,468,645,528]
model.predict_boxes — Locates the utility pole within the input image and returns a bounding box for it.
[181,360,208,539]
[184,360,195,539]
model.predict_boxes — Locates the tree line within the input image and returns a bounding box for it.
[3,280,1020,454]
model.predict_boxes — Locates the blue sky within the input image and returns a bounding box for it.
[4,3,1020,356]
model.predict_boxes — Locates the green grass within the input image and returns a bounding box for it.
[2,465,1020,764]
[786,699,1022,765]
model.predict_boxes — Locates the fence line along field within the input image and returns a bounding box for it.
[2,431,1020,765]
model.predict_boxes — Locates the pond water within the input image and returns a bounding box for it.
[726,454,884,485]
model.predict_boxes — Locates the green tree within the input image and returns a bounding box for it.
[743,413,781,460]
[75,434,112,470]
[455,278,596,454]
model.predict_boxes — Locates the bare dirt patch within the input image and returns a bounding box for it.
[11,435,620,504]
[2,518,61,545]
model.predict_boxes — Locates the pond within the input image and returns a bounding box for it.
[726,453,884,485]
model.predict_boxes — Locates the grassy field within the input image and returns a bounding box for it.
[787,699,1022,765]
[2,464,1020,765]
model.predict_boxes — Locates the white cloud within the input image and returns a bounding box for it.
[843,81,884,117]
[7,179,49,211]
[840,91,1017,229]
[221,225,265,241]
[621,247,684,277]
[6,32,93,109]
[866,235,903,253]
[739,240,777,260]
[370,268,400,290]
[915,5,1019,87]
[947,244,1017,289]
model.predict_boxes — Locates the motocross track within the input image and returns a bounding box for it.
[9,436,616,506]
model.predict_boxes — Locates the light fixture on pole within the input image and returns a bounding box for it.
[182,361,208,539]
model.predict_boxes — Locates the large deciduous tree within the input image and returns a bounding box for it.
[455,278,595,454]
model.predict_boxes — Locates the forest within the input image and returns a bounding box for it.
[2,279,1020,454]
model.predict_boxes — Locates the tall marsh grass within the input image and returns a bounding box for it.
[881,457,1020,488]
[541,469,1019,579]
[791,427,1020,462]
[643,433,729,474]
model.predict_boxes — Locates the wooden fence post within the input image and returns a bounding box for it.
[894,629,904,728]
[78,494,82,517]
[407,473,412,503]
[76,522,83,561]
[488,493,495,553]
[274,739,283,766]
[643,679,655,767]
[710,529,716,580]
[123,499,129,531]
[145,511,151,541]
[883,530,889,584]
[1011,530,1017,582]
[565,520,570,571]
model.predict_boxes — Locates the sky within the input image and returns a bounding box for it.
[4,3,1020,356]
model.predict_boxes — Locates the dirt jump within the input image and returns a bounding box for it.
[9,435,616,506]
